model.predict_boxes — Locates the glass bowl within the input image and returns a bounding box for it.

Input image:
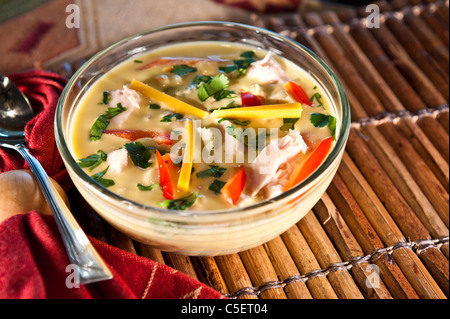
[55,21,350,256]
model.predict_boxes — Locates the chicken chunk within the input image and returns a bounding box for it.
[246,130,308,197]
[246,53,289,85]
[107,148,129,176]
[108,86,141,127]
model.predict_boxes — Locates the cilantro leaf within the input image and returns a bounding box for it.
[78,150,107,171]
[137,183,162,191]
[124,142,152,169]
[208,180,226,195]
[161,113,183,122]
[192,75,212,85]
[90,104,127,141]
[196,165,227,179]
[102,91,111,105]
[91,167,115,188]
[197,74,230,102]
[219,51,257,77]
[171,64,197,76]
[280,118,299,132]
[149,103,161,109]
[310,113,337,140]
[158,192,199,210]
[310,92,324,108]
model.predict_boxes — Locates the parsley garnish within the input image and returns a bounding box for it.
[134,60,143,63]
[208,180,226,195]
[102,91,111,105]
[171,64,197,76]
[90,104,127,141]
[124,142,152,169]
[196,165,227,179]
[219,51,257,77]
[310,113,337,140]
[91,167,115,188]
[137,183,162,191]
[158,192,199,210]
[149,103,161,109]
[78,150,107,171]
[197,74,233,102]
[161,113,183,122]
[280,118,299,132]
[192,75,212,85]
[310,92,324,108]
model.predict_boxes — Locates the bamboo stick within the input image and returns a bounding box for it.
[329,174,420,298]
[358,122,449,251]
[346,19,427,112]
[314,193,393,299]
[370,18,447,107]
[297,212,365,299]
[403,10,449,75]
[321,10,405,113]
[384,15,449,100]
[215,254,258,299]
[192,257,229,296]
[104,223,137,254]
[338,153,445,298]
[239,246,287,299]
[281,226,339,299]
[415,115,450,164]
[303,12,386,117]
[376,122,449,227]
[263,237,313,299]
[163,253,198,281]
[396,117,449,192]
[137,245,165,265]
[435,2,449,25]
[437,109,449,134]
[420,7,449,46]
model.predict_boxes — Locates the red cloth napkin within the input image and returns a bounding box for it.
[0,70,224,299]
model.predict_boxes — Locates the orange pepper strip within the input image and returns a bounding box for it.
[156,150,175,200]
[286,137,333,190]
[221,167,247,206]
[285,81,313,106]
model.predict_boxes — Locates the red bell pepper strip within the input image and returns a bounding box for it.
[286,136,333,190]
[104,130,172,145]
[221,166,247,206]
[285,81,313,106]
[241,92,262,107]
[156,150,175,200]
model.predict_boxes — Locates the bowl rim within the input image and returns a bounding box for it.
[55,21,351,218]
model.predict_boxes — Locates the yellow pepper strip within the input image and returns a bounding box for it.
[211,103,302,119]
[177,120,194,192]
[130,79,208,118]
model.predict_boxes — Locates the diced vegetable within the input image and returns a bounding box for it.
[285,81,313,106]
[177,120,194,192]
[286,137,333,190]
[156,149,175,200]
[221,167,247,206]
[104,130,172,145]
[211,103,302,120]
[241,92,262,107]
[130,79,208,118]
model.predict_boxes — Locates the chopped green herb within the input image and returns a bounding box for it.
[219,118,251,127]
[219,51,257,77]
[208,180,226,195]
[197,74,232,102]
[192,75,212,85]
[171,64,197,76]
[78,150,107,171]
[91,167,115,188]
[102,91,111,105]
[310,92,324,108]
[280,118,299,132]
[90,104,127,141]
[134,60,143,63]
[124,142,152,169]
[158,192,199,210]
[310,113,337,140]
[137,183,162,191]
[196,165,227,179]
[209,102,241,113]
[149,103,161,109]
[161,113,183,122]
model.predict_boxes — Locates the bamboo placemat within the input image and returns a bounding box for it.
[63,0,449,299]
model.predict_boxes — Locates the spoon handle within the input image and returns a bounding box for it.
[15,144,113,285]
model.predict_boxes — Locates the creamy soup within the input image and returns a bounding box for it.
[71,41,336,211]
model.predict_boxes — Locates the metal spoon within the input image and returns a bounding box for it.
[0,74,113,285]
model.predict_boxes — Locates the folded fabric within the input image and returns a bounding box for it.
[0,70,224,299]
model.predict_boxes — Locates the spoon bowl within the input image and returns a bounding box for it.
[0,73,113,285]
